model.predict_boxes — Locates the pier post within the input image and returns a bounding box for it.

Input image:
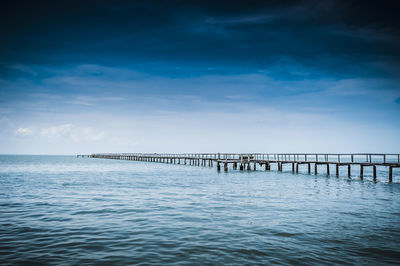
[348,165,351,177]
[247,163,251,171]
[389,166,393,182]
[307,163,311,174]
[336,164,339,177]
[296,163,299,173]
[292,163,294,172]
[217,162,221,171]
[327,164,330,175]
[240,164,244,171]
[315,163,318,175]
[253,162,256,171]
[373,165,377,181]
[360,165,364,180]
[224,163,228,172]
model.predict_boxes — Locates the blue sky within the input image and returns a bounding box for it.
[1,0,399,154]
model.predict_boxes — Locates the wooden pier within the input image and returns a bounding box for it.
[78,153,400,182]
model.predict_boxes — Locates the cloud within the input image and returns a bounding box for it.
[41,124,73,137]
[15,127,34,136]
[71,127,105,142]
[40,124,104,142]
[66,95,125,106]
[205,14,277,25]
[323,78,400,102]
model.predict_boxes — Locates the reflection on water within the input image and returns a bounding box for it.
[0,155,399,264]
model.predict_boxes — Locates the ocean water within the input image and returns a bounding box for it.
[1,155,399,265]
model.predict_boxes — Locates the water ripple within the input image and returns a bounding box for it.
[1,155,400,264]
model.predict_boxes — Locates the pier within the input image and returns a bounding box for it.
[79,153,400,182]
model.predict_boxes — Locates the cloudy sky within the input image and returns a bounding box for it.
[1,0,399,154]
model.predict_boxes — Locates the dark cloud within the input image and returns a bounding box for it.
[0,0,399,77]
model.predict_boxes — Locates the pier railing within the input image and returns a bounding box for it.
[88,153,400,164]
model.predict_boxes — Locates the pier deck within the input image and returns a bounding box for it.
[78,153,400,182]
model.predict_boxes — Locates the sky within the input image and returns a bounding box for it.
[0,0,399,154]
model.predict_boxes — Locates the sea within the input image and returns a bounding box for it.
[1,155,399,265]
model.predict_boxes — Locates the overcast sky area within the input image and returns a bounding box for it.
[0,0,399,154]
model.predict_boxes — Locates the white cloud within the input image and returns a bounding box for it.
[40,124,104,142]
[15,127,34,136]
[41,124,73,137]
[70,127,105,142]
